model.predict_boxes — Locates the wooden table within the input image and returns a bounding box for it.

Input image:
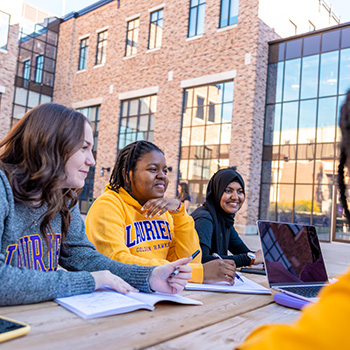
[0,274,300,350]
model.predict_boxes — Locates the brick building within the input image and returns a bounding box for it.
[52,0,340,233]
[0,11,18,141]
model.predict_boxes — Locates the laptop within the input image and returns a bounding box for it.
[257,220,329,302]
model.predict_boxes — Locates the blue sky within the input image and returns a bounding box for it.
[25,0,98,17]
[25,0,350,22]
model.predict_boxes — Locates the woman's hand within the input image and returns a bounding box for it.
[148,257,192,294]
[203,259,236,284]
[141,198,181,218]
[253,249,264,265]
[91,270,139,294]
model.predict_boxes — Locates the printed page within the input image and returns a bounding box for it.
[127,291,203,306]
[185,273,271,294]
[56,290,153,319]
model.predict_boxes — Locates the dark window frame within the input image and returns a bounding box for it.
[78,37,89,70]
[125,18,139,57]
[219,0,239,28]
[95,30,108,65]
[148,8,164,50]
[188,0,206,38]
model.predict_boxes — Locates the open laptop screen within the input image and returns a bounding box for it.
[257,221,328,285]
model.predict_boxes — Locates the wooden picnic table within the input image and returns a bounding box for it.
[0,274,300,350]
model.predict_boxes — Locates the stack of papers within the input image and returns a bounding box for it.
[185,273,271,294]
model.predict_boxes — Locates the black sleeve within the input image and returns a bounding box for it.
[193,215,217,263]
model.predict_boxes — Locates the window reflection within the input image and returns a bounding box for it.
[300,55,319,99]
[179,81,234,210]
[319,51,339,97]
[283,59,300,101]
[262,28,349,241]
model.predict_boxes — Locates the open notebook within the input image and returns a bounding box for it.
[56,290,202,319]
[185,273,271,294]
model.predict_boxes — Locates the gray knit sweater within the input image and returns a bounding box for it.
[0,170,154,305]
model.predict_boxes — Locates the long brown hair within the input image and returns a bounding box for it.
[0,103,87,244]
[177,182,190,201]
[338,90,350,224]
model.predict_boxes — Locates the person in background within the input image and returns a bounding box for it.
[86,140,236,285]
[0,103,192,306]
[236,90,350,350]
[191,167,263,267]
[177,182,191,211]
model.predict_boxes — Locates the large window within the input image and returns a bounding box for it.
[95,30,107,65]
[188,0,206,38]
[262,27,350,242]
[77,105,100,213]
[0,10,10,50]
[78,37,89,70]
[23,59,31,81]
[125,18,139,56]
[12,21,59,124]
[118,95,156,149]
[148,9,163,50]
[219,0,239,28]
[34,55,43,83]
[179,81,234,212]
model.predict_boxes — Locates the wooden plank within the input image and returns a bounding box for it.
[0,294,273,349]
[0,274,274,349]
[147,303,301,350]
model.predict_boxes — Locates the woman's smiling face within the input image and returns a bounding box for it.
[129,150,169,205]
[220,181,245,214]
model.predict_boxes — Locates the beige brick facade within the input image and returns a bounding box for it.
[54,0,280,231]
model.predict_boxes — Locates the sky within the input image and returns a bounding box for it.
[23,0,350,22]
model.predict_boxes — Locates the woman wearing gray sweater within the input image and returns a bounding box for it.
[0,103,191,306]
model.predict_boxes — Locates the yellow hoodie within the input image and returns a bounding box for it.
[237,267,350,350]
[86,186,204,283]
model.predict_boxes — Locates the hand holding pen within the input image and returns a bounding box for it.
[170,249,200,277]
[212,253,244,283]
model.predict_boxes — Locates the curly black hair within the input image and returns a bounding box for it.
[109,140,163,193]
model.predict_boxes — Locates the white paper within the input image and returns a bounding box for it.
[185,273,271,294]
[56,289,202,319]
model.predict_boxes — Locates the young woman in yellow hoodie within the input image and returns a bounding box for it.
[86,140,236,284]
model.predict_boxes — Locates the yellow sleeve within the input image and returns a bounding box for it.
[236,267,350,350]
[166,204,203,283]
[85,193,172,267]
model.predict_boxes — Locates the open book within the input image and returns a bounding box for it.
[55,290,202,319]
[185,273,271,294]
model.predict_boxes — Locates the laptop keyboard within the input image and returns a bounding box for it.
[281,285,324,298]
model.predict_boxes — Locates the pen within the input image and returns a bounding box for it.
[212,253,244,283]
[170,249,200,277]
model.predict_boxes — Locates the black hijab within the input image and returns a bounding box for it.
[193,167,245,254]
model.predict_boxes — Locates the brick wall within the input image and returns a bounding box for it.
[0,24,19,140]
[54,0,278,228]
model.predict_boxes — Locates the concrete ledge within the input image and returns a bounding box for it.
[235,224,258,235]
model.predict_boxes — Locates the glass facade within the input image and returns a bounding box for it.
[77,105,100,214]
[118,95,156,149]
[188,0,206,38]
[148,9,163,50]
[12,19,59,125]
[179,81,234,213]
[262,26,350,242]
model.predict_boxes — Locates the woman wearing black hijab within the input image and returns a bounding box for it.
[191,167,263,267]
